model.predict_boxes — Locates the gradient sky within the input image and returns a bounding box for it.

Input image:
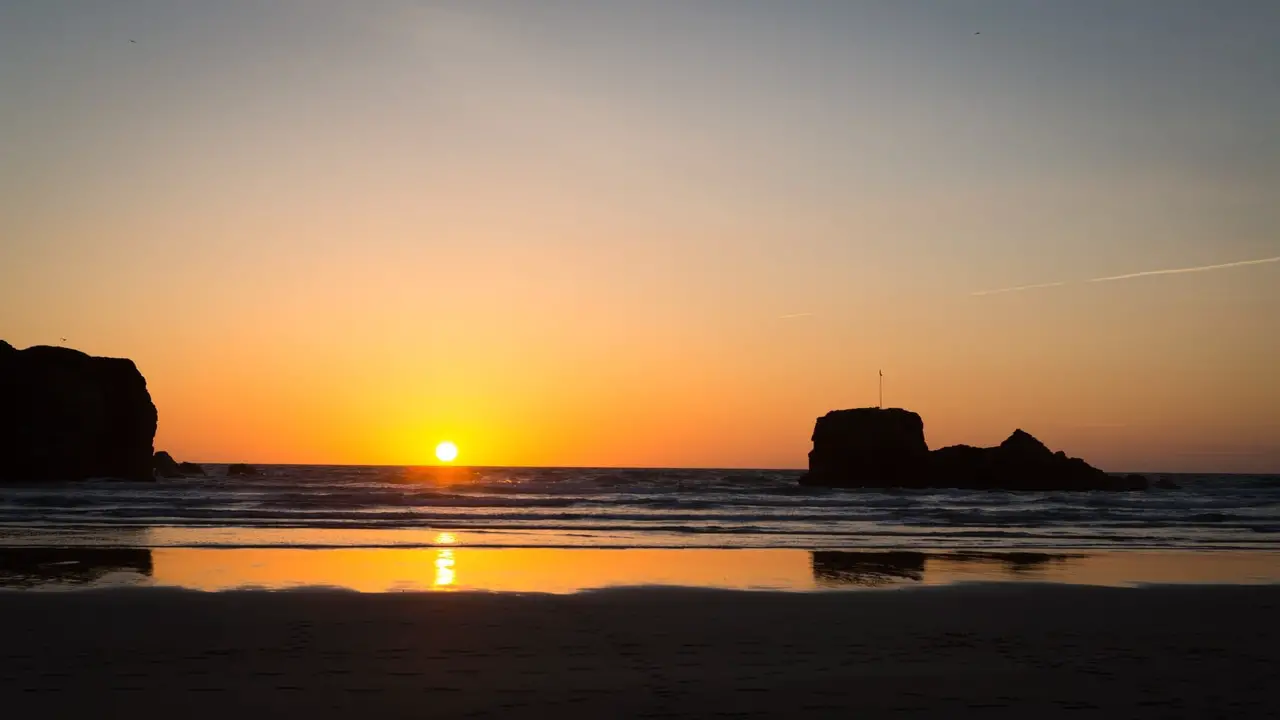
[3,1,1278,471]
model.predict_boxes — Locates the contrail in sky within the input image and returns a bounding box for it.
[971,255,1280,296]
[1087,255,1280,283]
[969,281,1068,297]
[777,312,814,319]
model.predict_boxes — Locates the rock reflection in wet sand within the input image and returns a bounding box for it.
[0,548,153,588]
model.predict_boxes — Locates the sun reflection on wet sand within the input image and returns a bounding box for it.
[134,548,1280,594]
[148,548,809,593]
[434,548,456,587]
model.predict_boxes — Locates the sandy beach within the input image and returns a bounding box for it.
[2,584,1276,718]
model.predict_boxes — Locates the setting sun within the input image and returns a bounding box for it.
[435,441,459,463]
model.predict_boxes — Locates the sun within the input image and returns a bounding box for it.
[435,441,459,463]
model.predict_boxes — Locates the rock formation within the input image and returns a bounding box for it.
[227,463,258,476]
[153,451,205,478]
[806,408,930,487]
[1,342,157,482]
[799,407,1146,491]
[153,451,183,478]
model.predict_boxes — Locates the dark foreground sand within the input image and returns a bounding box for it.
[2,584,1277,718]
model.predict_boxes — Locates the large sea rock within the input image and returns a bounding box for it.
[0,341,157,482]
[806,408,930,487]
[799,407,1145,491]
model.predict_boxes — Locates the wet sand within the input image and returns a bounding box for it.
[1,584,1277,718]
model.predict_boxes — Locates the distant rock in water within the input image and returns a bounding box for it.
[227,463,258,476]
[153,452,205,477]
[799,407,1146,491]
[153,451,183,478]
[0,341,157,482]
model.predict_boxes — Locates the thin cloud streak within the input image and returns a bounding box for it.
[777,312,814,319]
[1088,256,1280,283]
[969,281,1067,297]
[972,255,1280,296]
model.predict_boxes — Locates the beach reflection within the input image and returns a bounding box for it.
[810,551,926,587]
[814,550,1280,588]
[6,547,1277,592]
[812,551,1073,588]
[149,548,812,593]
[434,548,456,587]
[0,548,153,589]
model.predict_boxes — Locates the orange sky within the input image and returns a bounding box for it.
[2,2,1277,472]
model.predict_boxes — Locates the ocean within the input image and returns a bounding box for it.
[1,466,1276,551]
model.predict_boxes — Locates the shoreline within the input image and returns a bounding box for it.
[3,584,1277,718]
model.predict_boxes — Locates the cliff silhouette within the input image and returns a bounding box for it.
[0,341,157,482]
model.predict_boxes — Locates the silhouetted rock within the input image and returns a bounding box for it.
[0,342,157,482]
[804,408,931,488]
[1121,473,1149,489]
[227,463,258,476]
[999,429,1053,461]
[154,452,205,477]
[153,451,183,478]
[799,407,1148,491]
[1154,476,1179,489]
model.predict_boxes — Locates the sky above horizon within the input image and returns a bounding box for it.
[2,1,1278,472]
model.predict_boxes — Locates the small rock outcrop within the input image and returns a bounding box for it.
[799,407,1146,491]
[1,342,157,482]
[153,451,183,478]
[227,463,258,476]
[153,452,205,477]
